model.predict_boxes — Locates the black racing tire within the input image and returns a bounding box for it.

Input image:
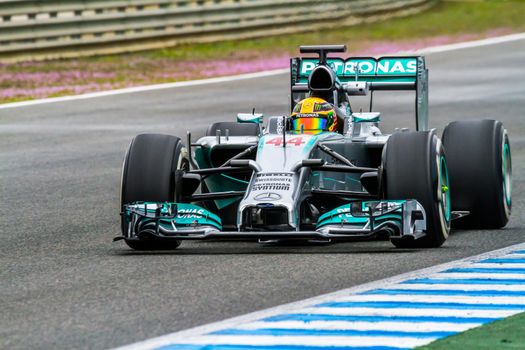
[120,134,188,250]
[442,120,511,229]
[383,130,451,248]
[206,122,260,137]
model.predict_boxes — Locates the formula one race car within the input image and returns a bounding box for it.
[115,45,512,250]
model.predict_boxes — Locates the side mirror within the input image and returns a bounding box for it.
[237,113,264,124]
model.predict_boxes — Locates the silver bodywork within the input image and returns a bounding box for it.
[184,113,428,241]
[120,47,433,243]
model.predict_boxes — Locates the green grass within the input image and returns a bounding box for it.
[145,0,525,60]
[417,312,525,349]
[2,0,525,104]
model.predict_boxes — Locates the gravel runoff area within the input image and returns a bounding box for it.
[1,0,525,104]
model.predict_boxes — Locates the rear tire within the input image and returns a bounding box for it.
[383,131,450,248]
[120,134,188,250]
[442,120,511,228]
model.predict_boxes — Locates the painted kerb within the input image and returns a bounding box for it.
[0,0,435,62]
[115,242,525,350]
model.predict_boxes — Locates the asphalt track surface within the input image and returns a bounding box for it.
[1,39,525,350]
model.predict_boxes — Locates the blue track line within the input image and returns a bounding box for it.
[261,314,498,323]
[156,346,410,350]
[444,268,525,274]
[479,258,525,264]
[317,301,525,310]
[401,278,525,285]
[211,328,455,338]
[364,289,525,297]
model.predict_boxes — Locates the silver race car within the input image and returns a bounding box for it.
[115,45,512,250]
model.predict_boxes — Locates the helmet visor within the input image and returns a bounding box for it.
[292,117,328,132]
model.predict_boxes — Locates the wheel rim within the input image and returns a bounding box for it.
[439,156,451,223]
[502,137,512,210]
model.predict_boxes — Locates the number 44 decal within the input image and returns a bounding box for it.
[266,136,305,146]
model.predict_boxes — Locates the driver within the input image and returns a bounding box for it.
[291,97,343,134]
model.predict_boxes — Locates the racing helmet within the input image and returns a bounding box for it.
[291,97,337,134]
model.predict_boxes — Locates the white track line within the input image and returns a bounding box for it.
[114,242,525,350]
[333,294,525,305]
[484,254,525,259]
[159,334,434,348]
[296,307,516,319]
[432,272,525,280]
[462,263,525,269]
[2,32,525,111]
[380,283,525,291]
[238,320,480,333]
[416,32,525,54]
[0,69,288,110]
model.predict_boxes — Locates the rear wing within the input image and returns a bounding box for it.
[290,55,429,131]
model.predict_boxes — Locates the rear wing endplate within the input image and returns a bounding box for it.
[290,55,429,131]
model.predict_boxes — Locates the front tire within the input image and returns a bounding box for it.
[442,120,511,228]
[383,131,451,248]
[120,134,188,250]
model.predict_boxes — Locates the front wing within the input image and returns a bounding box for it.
[115,200,426,243]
